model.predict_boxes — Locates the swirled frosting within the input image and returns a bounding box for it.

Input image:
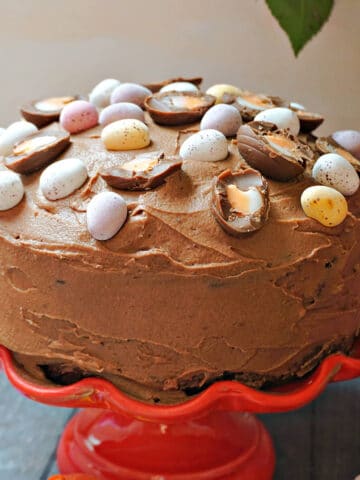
[0,114,359,403]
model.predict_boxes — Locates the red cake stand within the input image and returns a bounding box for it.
[1,342,360,480]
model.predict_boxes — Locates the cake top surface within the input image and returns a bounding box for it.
[0,78,359,279]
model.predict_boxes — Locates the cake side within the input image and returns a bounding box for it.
[0,116,359,403]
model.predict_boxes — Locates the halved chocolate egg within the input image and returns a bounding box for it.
[237,122,314,181]
[316,136,360,173]
[5,131,71,174]
[234,92,288,122]
[101,152,182,190]
[143,76,203,93]
[144,91,215,126]
[212,168,270,236]
[21,96,80,128]
[290,104,324,133]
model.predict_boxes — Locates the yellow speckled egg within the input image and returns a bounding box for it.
[301,185,348,227]
[206,84,243,104]
[101,119,150,151]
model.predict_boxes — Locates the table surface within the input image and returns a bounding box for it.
[0,374,359,480]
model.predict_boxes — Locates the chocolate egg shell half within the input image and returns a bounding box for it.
[212,168,270,236]
[315,136,360,174]
[5,131,71,174]
[290,107,324,133]
[237,122,313,181]
[143,76,203,93]
[234,92,288,122]
[101,152,182,190]
[21,96,80,128]
[144,91,216,126]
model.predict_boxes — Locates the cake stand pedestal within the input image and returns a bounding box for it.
[1,342,360,480]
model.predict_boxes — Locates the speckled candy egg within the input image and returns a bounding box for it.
[39,158,88,200]
[60,100,99,134]
[101,118,150,151]
[254,107,300,136]
[180,129,228,162]
[0,121,38,156]
[206,84,243,104]
[110,83,152,107]
[89,78,121,108]
[99,102,145,126]
[87,191,127,241]
[160,82,199,94]
[301,185,348,227]
[0,170,24,210]
[312,153,359,196]
[200,104,242,137]
[332,130,360,160]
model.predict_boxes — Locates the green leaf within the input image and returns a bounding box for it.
[266,0,334,56]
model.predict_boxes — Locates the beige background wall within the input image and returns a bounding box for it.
[0,0,359,135]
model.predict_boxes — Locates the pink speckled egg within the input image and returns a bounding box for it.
[87,191,127,241]
[332,130,360,160]
[99,102,145,126]
[60,100,99,134]
[110,83,152,107]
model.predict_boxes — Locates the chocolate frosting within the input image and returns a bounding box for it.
[0,114,359,403]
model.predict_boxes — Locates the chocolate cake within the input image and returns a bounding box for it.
[0,78,359,404]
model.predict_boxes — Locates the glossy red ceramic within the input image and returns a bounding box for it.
[1,340,360,480]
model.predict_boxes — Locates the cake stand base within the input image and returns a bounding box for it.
[57,408,275,479]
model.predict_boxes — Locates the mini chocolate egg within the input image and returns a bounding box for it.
[160,82,199,93]
[0,121,38,156]
[0,170,24,211]
[110,83,152,107]
[206,84,243,104]
[180,129,228,162]
[87,191,127,240]
[301,185,348,227]
[60,100,98,134]
[331,130,360,161]
[89,78,121,108]
[312,153,359,196]
[101,119,150,151]
[200,104,242,137]
[99,102,145,126]
[39,158,88,200]
[254,108,300,136]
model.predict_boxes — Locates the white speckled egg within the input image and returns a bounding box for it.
[312,153,359,196]
[200,104,242,136]
[160,82,199,94]
[254,107,300,136]
[40,158,88,200]
[180,129,228,162]
[0,121,38,156]
[0,170,24,211]
[87,191,128,241]
[89,78,121,108]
